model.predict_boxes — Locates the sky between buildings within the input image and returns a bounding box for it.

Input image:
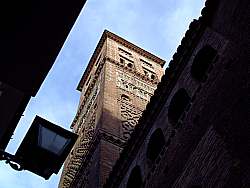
[0,0,204,187]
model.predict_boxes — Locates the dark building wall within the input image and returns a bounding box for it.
[211,0,250,46]
[104,0,249,187]
[0,0,87,152]
[0,82,30,149]
[99,139,122,186]
[85,142,101,188]
[147,30,249,188]
[1,0,87,96]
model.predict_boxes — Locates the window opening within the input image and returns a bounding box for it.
[191,45,217,81]
[168,88,190,125]
[146,129,165,161]
[126,166,143,188]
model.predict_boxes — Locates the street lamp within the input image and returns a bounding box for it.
[0,116,77,179]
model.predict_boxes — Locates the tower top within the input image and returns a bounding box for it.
[77,30,166,91]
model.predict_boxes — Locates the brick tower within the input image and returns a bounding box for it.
[58,30,165,188]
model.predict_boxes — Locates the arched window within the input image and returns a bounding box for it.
[126,166,143,188]
[121,94,130,101]
[168,88,190,125]
[127,62,133,68]
[191,45,217,81]
[146,129,165,161]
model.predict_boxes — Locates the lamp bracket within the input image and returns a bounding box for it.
[0,149,24,171]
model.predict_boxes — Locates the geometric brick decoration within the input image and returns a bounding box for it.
[58,30,165,188]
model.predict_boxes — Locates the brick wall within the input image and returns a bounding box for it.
[106,0,249,187]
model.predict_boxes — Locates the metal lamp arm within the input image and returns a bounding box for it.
[0,149,24,171]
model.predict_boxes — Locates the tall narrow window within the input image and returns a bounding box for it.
[146,128,165,161]
[120,55,134,69]
[126,166,143,188]
[127,62,133,68]
[118,47,132,57]
[120,58,125,65]
[142,67,157,80]
[191,45,217,81]
[140,59,153,69]
[168,88,190,125]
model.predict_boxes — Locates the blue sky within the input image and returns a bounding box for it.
[0,0,204,187]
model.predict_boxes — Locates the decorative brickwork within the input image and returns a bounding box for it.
[58,31,165,188]
[120,97,142,140]
[116,70,156,101]
[60,105,97,188]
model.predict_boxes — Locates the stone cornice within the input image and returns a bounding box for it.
[77,30,165,91]
[104,0,219,187]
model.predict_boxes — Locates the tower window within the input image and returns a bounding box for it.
[121,94,130,101]
[146,128,165,161]
[120,55,134,69]
[142,67,156,80]
[120,58,125,64]
[126,166,143,188]
[191,45,217,81]
[118,47,132,57]
[127,63,133,68]
[140,59,153,69]
[168,88,190,125]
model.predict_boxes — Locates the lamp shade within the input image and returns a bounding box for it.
[15,116,77,179]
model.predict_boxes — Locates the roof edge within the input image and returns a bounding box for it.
[76,30,166,91]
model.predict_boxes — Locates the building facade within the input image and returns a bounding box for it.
[104,0,250,187]
[58,31,165,188]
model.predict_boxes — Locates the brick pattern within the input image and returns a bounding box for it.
[120,98,142,140]
[97,41,163,186]
[59,33,164,188]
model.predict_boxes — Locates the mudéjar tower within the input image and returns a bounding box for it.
[58,30,165,188]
